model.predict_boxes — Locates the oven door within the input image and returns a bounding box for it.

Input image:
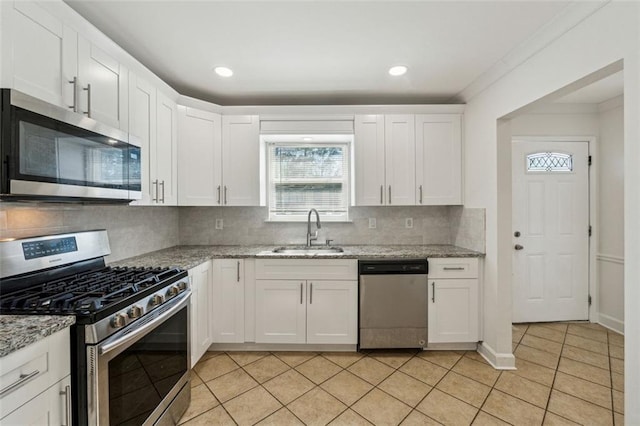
[88,291,191,426]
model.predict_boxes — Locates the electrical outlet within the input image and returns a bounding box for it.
[215,219,223,230]
[368,218,376,229]
[405,218,413,228]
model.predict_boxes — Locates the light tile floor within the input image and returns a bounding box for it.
[179,322,624,425]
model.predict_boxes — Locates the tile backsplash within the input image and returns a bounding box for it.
[179,206,485,252]
[0,204,180,263]
[0,204,485,263]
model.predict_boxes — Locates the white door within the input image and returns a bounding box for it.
[306,280,358,344]
[512,140,589,322]
[154,92,178,205]
[190,261,212,366]
[221,115,260,206]
[211,260,244,343]
[354,115,386,206]
[128,73,156,206]
[255,280,306,344]
[384,115,416,205]
[428,278,479,343]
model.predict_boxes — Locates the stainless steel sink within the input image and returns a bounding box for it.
[271,246,344,255]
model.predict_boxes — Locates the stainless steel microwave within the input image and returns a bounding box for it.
[0,89,141,202]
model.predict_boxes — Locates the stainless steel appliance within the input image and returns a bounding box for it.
[0,89,141,202]
[0,230,190,426]
[359,259,428,349]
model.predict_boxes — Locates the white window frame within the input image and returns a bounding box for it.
[265,139,351,222]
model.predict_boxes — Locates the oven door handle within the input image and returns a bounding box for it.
[98,290,191,356]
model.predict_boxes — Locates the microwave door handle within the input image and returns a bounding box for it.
[98,290,190,356]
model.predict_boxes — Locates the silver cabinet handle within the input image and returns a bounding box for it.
[83,83,91,117]
[300,283,303,304]
[380,185,383,204]
[224,186,228,204]
[236,261,240,282]
[419,185,423,204]
[217,186,221,204]
[68,77,77,112]
[515,244,524,250]
[388,186,392,204]
[152,180,158,202]
[443,267,465,271]
[0,370,40,396]
[60,384,71,426]
[310,282,313,304]
[160,180,165,203]
[431,282,435,303]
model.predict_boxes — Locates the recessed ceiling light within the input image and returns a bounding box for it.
[389,65,408,76]
[303,137,313,141]
[214,66,233,77]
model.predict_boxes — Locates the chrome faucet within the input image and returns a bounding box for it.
[306,208,322,247]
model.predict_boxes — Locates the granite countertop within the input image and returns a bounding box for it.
[0,315,75,358]
[112,244,484,270]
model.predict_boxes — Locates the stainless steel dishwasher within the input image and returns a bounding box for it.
[359,259,428,349]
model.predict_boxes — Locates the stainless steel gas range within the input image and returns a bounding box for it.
[0,230,191,426]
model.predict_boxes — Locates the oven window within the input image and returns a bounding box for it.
[107,307,188,426]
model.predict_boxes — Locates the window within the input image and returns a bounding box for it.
[266,140,350,221]
[526,152,573,172]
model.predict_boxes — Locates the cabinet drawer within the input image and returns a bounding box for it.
[428,258,478,279]
[0,328,70,419]
[255,259,357,280]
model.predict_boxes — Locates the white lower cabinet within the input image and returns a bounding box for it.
[189,261,213,366]
[211,259,245,343]
[254,260,358,345]
[428,258,480,344]
[0,328,71,424]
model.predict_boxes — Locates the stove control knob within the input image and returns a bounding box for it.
[111,313,128,328]
[150,294,165,307]
[167,286,180,298]
[128,305,143,319]
[177,281,187,291]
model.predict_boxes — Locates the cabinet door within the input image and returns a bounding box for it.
[128,73,156,206]
[78,37,128,131]
[190,261,213,366]
[221,115,260,206]
[354,115,386,206]
[384,115,416,205]
[428,279,479,343]
[8,2,76,109]
[306,280,357,344]
[415,114,462,205]
[178,107,223,206]
[1,375,71,426]
[154,91,178,205]
[212,260,245,343]
[255,280,306,344]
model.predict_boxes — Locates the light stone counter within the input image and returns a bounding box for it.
[112,244,484,271]
[0,315,75,358]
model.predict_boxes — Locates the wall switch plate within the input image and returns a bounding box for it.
[368,218,376,229]
[215,219,223,230]
[405,218,413,228]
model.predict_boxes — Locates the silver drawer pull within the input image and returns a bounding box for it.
[60,384,71,426]
[443,267,465,271]
[0,370,40,396]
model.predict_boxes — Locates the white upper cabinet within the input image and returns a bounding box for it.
[221,115,260,206]
[354,115,386,206]
[128,73,156,206]
[154,91,178,205]
[385,114,416,205]
[6,2,76,109]
[77,36,128,131]
[415,114,462,205]
[177,107,223,206]
[4,2,128,132]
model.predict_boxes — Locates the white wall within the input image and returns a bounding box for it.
[463,3,639,422]
[597,96,624,333]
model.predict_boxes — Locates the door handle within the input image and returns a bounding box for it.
[309,282,313,304]
[224,186,228,205]
[236,261,240,282]
[419,185,423,204]
[160,180,165,203]
[0,370,40,396]
[83,83,91,117]
[217,185,221,204]
[514,244,524,250]
[388,186,392,204]
[60,384,71,426]
[300,283,303,304]
[431,282,435,303]
[68,77,77,112]
[152,180,158,202]
[380,185,383,204]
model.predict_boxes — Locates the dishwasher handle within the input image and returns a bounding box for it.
[359,259,428,275]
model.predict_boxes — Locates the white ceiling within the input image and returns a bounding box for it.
[65,1,571,106]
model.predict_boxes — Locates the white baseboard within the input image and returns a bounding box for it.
[478,342,516,370]
[598,313,624,334]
